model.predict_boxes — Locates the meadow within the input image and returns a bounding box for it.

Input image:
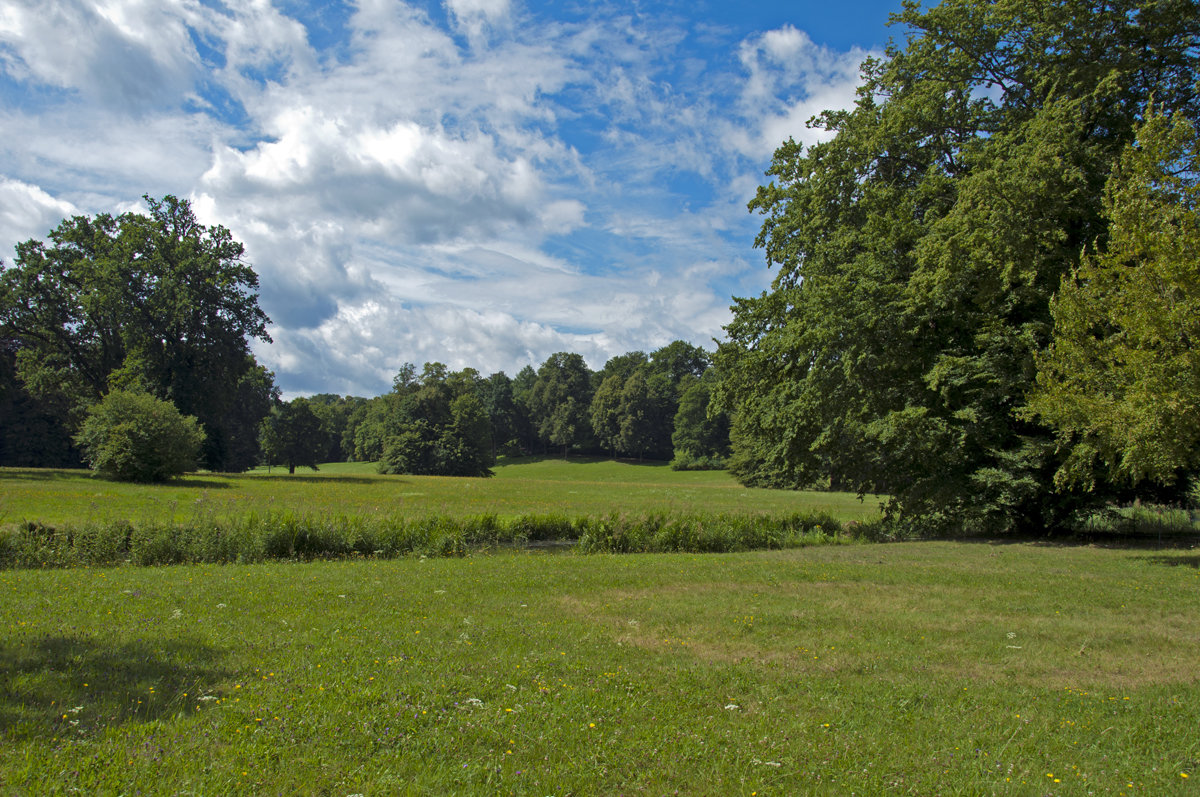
[0,457,879,527]
[1,459,1197,794]
[2,542,1197,794]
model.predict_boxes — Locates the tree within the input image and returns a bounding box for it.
[615,368,674,460]
[483,371,524,457]
[589,374,625,455]
[671,375,730,470]
[649,341,709,388]
[438,393,495,476]
[375,364,495,477]
[0,338,80,467]
[74,390,205,482]
[1028,110,1200,491]
[259,398,325,474]
[0,195,273,471]
[716,0,1200,534]
[510,365,540,453]
[527,352,594,455]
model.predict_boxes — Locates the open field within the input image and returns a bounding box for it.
[2,541,1197,794]
[0,457,880,527]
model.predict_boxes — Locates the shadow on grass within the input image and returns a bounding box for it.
[0,468,90,482]
[951,532,1200,551]
[241,473,392,485]
[1136,553,1200,568]
[0,634,231,741]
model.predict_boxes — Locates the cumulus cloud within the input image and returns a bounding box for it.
[0,178,77,260]
[0,0,199,112]
[728,24,872,157]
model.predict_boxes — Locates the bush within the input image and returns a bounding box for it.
[669,451,728,471]
[74,390,206,482]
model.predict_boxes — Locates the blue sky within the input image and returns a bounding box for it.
[0,0,907,397]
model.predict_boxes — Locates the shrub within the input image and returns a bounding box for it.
[669,451,728,471]
[74,390,206,482]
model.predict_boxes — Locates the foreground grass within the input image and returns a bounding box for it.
[2,542,1197,794]
[0,457,879,527]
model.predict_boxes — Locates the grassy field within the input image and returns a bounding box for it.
[1,541,1197,794]
[0,457,880,526]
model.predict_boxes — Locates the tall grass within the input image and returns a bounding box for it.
[0,509,851,569]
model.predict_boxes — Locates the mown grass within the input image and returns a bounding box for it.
[0,457,879,527]
[1,542,1197,794]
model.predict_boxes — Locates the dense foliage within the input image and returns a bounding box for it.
[1028,110,1200,491]
[259,397,325,474]
[0,196,275,472]
[74,390,205,482]
[328,343,728,476]
[716,0,1200,533]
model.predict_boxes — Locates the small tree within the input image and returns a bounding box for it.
[74,390,205,482]
[259,398,324,474]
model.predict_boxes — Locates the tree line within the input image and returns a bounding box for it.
[259,343,730,477]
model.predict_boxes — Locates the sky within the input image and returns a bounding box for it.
[0,0,908,398]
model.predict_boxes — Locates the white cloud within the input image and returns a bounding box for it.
[0,178,77,260]
[729,24,872,157]
[0,0,199,112]
[445,0,512,46]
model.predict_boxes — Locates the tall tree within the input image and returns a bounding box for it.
[671,374,731,469]
[589,373,625,456]
[0,195,274,471]
[527,352,594,456]
[716,0,1200,533]
[375,363,496,477]
[615,368,674,460]
[649,341,709,388]
[1028,109,1200,492]
[0,338,80,467]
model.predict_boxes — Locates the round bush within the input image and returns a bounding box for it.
[75,390,206,482]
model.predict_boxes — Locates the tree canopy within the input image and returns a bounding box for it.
[715,0,1200,533]
[1028,109,1200,491]
[0,195,274,472]
[260,397,325,475]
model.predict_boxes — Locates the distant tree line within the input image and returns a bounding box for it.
[263,342,731,477]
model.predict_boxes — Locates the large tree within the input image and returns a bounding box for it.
[671,374,730,470]
[0,195,274,471]
[716,0,1200,533]
[374,363,495,477]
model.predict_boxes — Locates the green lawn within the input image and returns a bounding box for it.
[2,542,1197,794]
[0,457,881,526]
